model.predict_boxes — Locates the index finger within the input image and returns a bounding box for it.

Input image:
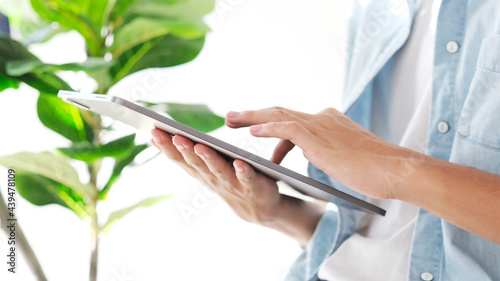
[225,107,311,128]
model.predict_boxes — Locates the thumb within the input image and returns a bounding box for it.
[271,139,295,164]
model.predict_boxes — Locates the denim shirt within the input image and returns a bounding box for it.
[285,0,500,280]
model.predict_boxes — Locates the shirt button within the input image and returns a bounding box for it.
[421,272,434,281]
[437,121,449,133]
[446,41,459,53]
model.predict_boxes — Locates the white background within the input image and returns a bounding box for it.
[0,0,347,280]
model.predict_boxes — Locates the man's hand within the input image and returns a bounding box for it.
[151,128,281,224]
[151,128,324,246]
[226,106,500,244]
[226,107,402,200]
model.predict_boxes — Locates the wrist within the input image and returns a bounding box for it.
[264,195,325,246]
[384,147,429,202]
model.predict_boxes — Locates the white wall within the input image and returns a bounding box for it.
[0,0,347,280]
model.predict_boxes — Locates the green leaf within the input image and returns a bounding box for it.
[106,0,212,85]
[85,0,110,32]
[99,144,149,200]
[30,0,103,56]
[110,0,214,27]
[110,35,205,85]
[6,60,42,77]
[108,0,138,24]
[100,194,172,233]
[0,75,20,92]
[14,172,92,218]
[110,17,208,57]
[166,103,225,133]
[0,35,71,93]
[123,0,215,22]
[166,19,210,40]
[109,18,170,58]
[22,23,67,45]
[6,58,113,76]
[0,151,96,198]
[57,134,136,162]
[141,102,225,133]
[37,94,95,143]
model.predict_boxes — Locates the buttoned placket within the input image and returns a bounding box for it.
[408,1,468,281]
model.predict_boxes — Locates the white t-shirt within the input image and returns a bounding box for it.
[317,1,440,280]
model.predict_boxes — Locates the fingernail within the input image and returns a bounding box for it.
[235,164,245,173]
[152,132,162,143]
[174,143,186,150]
[195,150,208,159]
[227,111,240,118]
[250,124,263,133]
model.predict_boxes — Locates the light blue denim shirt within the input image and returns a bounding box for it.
[285,0,500,280]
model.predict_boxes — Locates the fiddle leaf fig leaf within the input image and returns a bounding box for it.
[110,17,208,58]
[140,101,225,133]
[85,0,111,31]
[110,0,215,27]
[121,0,215,22]
[37,94,94,143]
[0,35,71,93]
[0,151,96,198]
[14,172,92,219]
[57,134,136,162]
[108,0,138,24]
[6,58,113,77]
[29,0,103,56]
[0,75,20,92]
[109,34,205,85]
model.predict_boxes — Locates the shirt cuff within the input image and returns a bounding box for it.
[284,208,339,281]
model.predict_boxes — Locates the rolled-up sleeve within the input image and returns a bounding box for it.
[284,209,339,281]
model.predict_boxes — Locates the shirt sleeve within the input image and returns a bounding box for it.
[284,209,339,281]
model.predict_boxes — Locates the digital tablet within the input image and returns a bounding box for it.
[58,91,386,216]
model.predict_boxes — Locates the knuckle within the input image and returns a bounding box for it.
[238,174,251,183]
[316,112,333,123]
[237,170,255,183]
[204,177,218,189]
[186,159,203,169]
[221,183,235,194]
[238,185,254,197]
[211,168,225,179]
[319,107,337,115]
[286,121,302,133]
[272,108,288,121]
[265,122,276,130]
[270,106,284,111]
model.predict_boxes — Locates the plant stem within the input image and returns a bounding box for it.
[0,189,48,281]
[89,213,99,281]
[88,114,102,281]
[89,159,100,281]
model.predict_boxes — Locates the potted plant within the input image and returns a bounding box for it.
[0,0,221,280]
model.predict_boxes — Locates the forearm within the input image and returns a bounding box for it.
[263,195,326,247]
[389,149,500,244]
